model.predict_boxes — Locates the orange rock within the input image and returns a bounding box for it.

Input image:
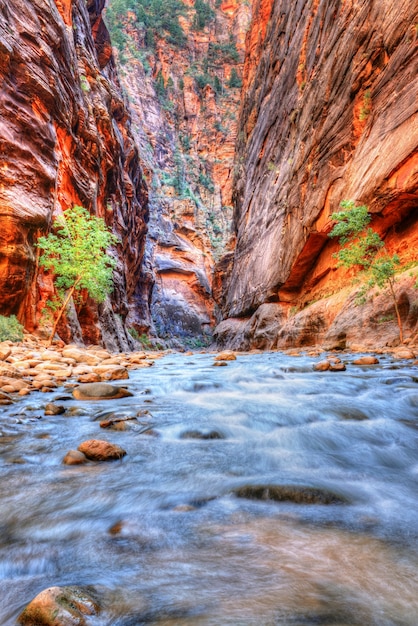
[313,360,330,371]
[17,585,99,625]
[215,351,237,361]
[78,439,126,461]
[353,356,379,365]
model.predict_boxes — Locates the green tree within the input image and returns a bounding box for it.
[36,206,118,346]
[328,200,405,342]
[0,315,24,342]
[193,0,215,30]
[228,68,242,88]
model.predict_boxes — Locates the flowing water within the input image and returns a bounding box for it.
[1,351,418,625]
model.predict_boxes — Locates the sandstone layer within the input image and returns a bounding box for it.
[217,0,418,348]
[0,0,148,350]
[105,0,250,346]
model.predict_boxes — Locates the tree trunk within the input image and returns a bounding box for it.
[388,279,403,344]
[47,279,80,347]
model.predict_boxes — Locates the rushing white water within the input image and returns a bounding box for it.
[1,350,418,625]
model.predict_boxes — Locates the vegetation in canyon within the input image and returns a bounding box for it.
[329,201,411,343]
[102,0,249,346]
[36,207,118,346]
[0,315,24,342]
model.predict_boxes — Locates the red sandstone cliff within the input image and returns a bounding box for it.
[105,0,250,346]
[216,0,418,349]
[0,0,148,350]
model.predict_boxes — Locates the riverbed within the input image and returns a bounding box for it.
[1,350,418,625]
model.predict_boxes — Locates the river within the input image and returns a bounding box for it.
[1,350,418,625]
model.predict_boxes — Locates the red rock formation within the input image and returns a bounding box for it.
[217,0,418,348]
[0,0,148,350]
[105,0,250,345]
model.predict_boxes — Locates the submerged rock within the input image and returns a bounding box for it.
[100,416,138,431]
[44,403,65,416]
[180,430,225,440]
[78,439,126,461]
[63,450,88,465]
[233,484,347,505]
[17,585,99,625]
[73,383,133,401]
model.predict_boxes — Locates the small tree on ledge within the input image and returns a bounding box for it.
[328,200,405,342]
[36,206,118,346]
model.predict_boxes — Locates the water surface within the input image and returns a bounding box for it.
[1,351,418,625]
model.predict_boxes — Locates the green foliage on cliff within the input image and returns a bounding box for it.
[36,206,118,345]
[209,38,240,63]
[0,315,24,342]
[105,0,187,55]
[329,200,406,341]
[228,68,242,88]
[193,0,215,30]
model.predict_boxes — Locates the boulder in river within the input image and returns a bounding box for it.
[17,585,99,625]
[233,484,348,504]
[78,439,126,461]
[215,351,237,361]
[313,360,330,371]
[63,450,88,465]
[353,356,379,365]
[44,403,65,416]
[73,383,133,401]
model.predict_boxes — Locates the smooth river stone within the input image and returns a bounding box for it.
[353,356,380,365]
[78,439,126,461]
[73,382,133,400]
[17,585,99,626]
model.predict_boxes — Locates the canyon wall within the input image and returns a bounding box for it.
[105,0,250,347]
[0,0,148,350]
[216,0,418,349]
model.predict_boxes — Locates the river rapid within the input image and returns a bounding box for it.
[1,350,418,625]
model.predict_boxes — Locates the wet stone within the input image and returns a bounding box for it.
[353,356,380,365]
[329,363,346,371]
[44,403,66,416]
[215,351,237,361]
[17,585,100,626]
[233,484,348,505]
[180,430,225,440]
[213,361,228,367]
[63,450,88,465]
[100,416,138,429]
[78,439,127,461]
[73,383,133,401]
[314,360,330,371]
[0,391,14,405]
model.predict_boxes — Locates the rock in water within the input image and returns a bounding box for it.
[18,585,99,625]
[215,351,237,361]
[63,450,88,465]
[353,356,379,365]
[44,403,65,415]
[233,484,348,505]
[73,383,133,400]
[78,439,126,461]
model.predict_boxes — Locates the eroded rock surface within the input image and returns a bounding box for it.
[0,0,148,349]
[217,0,418,348]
